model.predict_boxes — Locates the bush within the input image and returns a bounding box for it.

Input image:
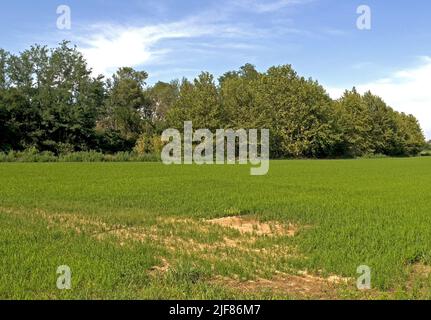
[34,151,57,162]
[0,148,57,162]
[18,147,39,162]
[136,153,161,162]
[108,151,134,162]
[151,136,165,154]
[134,134,165,155]
[56,143,75,155]
[133,135,148,155]
[0,150,161,163]
[0,151,15,162]
[59,151,105,162]
[360,153,389,159]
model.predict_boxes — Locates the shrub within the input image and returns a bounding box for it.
[136,153,161,162]
[109,151,134,162]
[0,150,161,163]
[56,143,75,155]
[34,151,57,162]
[0,149,58,162]
[133,135,148,155]
[0,151,13,162]
[361,153,389,159]
[151,136,165,154]
[59,151,105,162]
[134,134,165,155]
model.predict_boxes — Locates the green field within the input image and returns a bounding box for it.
[1,158,431,299]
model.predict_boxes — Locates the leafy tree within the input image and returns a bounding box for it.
[361,91,399,155]
[37,42,104,152]
[219,63,259,85]
[98,67,150,150]
[0,88,35,151]
[148,81,179,120]
[255,65,341,158]
[220,64,261,129]
[147,80,179,133]
[167,72,222,131]
[0,42,426,158]
[336,88,374,157]
[1,42,105,153]
[394,113,425,155]
[0,49,8,89]
[0,49,11,150]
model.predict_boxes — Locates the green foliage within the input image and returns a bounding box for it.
[0,148,57,162]
[335,90,426,157]
[133,134,165,155]
[58,151,105,162]
[148,80,179,123]
[168,64,425,158]
[0,42,426,158]
[0,42,105,153]
[167,73,222,131]
[99,67,150,144]
[336,89,374,157]
[0,150,160,162]
[394,113,426,155]
[255,65,341,158]
[133,134,148,155]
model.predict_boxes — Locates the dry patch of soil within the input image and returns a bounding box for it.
[1,206,360,298]
[410,263,431,278]
[1,207,277,252]
[214,271,353,300]
[405,262,431,296]
[207,216,297,237]
[149,258,171,276]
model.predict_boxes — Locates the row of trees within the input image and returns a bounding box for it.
[0,42,426,158]
[168,65,425,158]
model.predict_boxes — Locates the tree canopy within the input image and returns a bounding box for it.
[0,42,426,158]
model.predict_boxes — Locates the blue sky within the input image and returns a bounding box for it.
[1,0,431,138]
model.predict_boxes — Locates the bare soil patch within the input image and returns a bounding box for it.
[149,258,171,275]
[207,216,297,237]
[214,271,353,299]
[411,263,431,278]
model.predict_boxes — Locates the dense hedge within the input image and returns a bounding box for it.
[0,43,426,159]
[0,148,160,163]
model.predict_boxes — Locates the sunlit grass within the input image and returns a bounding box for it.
[1,158,430,299]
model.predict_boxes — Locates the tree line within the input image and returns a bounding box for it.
[0,42,426,158]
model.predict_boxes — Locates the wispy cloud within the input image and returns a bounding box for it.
[322,27,348,36]
[71,2,311,77]
[351,62,373,70]
[327,57,431,139]
[76,19,225,76]
[233,0,313,13]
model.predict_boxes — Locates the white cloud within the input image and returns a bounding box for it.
[233,0,312,13]
[76,19,225,76]
[57,0,314,77]
[327,57,431,139]
[73,13,272,77]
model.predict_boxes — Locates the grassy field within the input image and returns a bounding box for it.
[1,158,431,299]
